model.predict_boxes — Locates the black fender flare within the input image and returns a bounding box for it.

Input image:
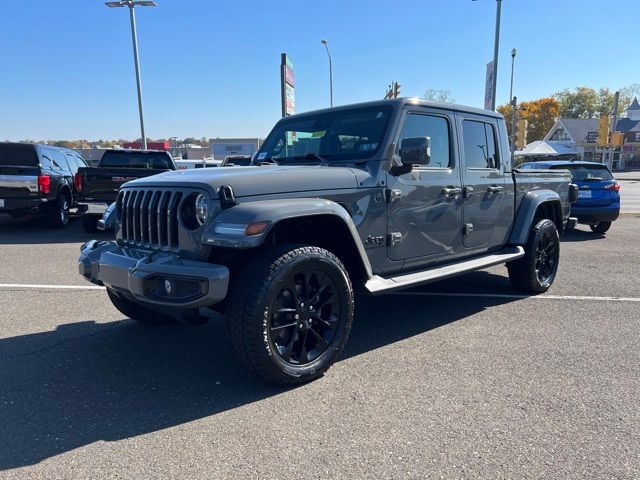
[202,198,373,278]
[509,190,562,245]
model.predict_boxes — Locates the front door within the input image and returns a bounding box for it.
[458,116,507,248]
[387,110,463,262]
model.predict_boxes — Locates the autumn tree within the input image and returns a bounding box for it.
[554,87,599,118]
[497,97,559,142]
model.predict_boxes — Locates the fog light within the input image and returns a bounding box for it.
[164,279,174,295]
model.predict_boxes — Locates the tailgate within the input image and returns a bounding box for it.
[0,165,40,199]
[79,167,170,202]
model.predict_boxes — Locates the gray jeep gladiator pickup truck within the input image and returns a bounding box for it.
[79,98,577,385]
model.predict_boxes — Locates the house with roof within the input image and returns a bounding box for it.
[615,97,640,170]
[514,118,600,164]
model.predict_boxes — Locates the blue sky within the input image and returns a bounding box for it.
[1,0,638,141]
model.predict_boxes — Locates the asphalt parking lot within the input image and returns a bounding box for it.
[1,213,639,479]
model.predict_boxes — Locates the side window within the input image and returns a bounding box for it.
[396,113,451,168]
[462,120,499,169]
[47,148,71,173]
[64,153,80,175]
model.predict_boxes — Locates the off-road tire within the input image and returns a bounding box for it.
[48,193,70,228]
[507,219,560,293]
[107,288,176,325]
[82,214,100,233]
[589,221,611,234]
[225,244,354,386]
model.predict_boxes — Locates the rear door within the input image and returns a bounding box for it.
[458,115,508,249]
[0,144,40,201]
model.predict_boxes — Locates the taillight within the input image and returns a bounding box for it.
[38,175,50,195]
[604,182,620,192]
[74,172,83,192]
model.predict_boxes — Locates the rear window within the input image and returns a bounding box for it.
[100,151,172,169]
[551,164,613,182]
[0,144,39,167]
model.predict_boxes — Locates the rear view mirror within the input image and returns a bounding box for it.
[399,137,431,166]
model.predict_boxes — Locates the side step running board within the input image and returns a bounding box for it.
[365,246,525,294]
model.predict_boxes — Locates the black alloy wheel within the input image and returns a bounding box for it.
[534,228,558,285]
[269,268,341,366]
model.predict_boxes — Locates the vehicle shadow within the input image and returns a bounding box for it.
[561,227,606,243]
[0,214,112,245]
[0,271,522,471]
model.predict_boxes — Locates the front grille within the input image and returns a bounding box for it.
[118,189,184,250]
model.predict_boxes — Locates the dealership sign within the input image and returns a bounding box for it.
[281,53,295,116]
[212,143,257,157]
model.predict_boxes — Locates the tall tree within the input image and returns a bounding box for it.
[553,87,599,118]
[423,89,455,103]
[497,97,559,142]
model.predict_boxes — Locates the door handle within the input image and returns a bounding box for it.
[441,187,462,198]
[487,186,504,194]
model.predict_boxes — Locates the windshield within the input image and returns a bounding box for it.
[551,164,613,182]
[257,105,393,163]
[100,151,173,169]
[0,143,39,167]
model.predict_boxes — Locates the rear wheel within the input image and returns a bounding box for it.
[48,194,70,228]
[508,219,560,293]
[82,214,100,233]
[107,288,176,325]
[225,244,354,386]
[589,221,611,234]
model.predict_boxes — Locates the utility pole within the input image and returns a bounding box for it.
[510,96,517,155]
[320,40,333,107]
[491,0,502,110]
[609,91,620,169]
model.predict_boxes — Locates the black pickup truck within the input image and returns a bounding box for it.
[0,142,86,227]
[76,149,176,232]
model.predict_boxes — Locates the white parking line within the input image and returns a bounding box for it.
[0,284,638,303]
[0,284,105,290]
[391,292,640,302]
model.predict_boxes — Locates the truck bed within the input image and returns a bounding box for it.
[76,167,171,204]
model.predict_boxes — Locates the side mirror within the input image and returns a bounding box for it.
[399,137,431,167]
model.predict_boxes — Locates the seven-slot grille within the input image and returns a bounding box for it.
[117,189,184,249]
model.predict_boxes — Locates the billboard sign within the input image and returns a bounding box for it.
[281,53,295,116]
[212,142,257,158]
[484,60,495,110]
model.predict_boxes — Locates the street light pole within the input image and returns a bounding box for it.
[106,0,157,150]
[509,48,517,153]
[491,0,502,111]
[320,39,333,107]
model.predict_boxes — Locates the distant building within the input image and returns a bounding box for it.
[515,118,601,164]
[122,141,171,150]
[210,138,263,161]
[615,97,640,170]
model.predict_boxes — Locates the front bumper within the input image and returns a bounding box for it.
[78,240,229,309]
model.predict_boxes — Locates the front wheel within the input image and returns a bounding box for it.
[82,214,100,233]
[590,221,611,234]
[508,219,560,293]
[225,245,354,386]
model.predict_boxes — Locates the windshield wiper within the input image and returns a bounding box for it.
[287,153,330,166]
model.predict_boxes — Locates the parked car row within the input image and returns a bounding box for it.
[1,143,256,231]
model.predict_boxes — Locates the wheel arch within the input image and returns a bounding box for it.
[203,198,373,284]
[509,190,563,245]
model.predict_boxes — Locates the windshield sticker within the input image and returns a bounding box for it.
[257,152,267,160]
[358,143,377,152]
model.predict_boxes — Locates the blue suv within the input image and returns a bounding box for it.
[518,160,620,234]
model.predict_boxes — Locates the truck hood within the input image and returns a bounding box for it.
[124,165,360,197]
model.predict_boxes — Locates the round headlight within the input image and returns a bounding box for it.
[194,194,209,226]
